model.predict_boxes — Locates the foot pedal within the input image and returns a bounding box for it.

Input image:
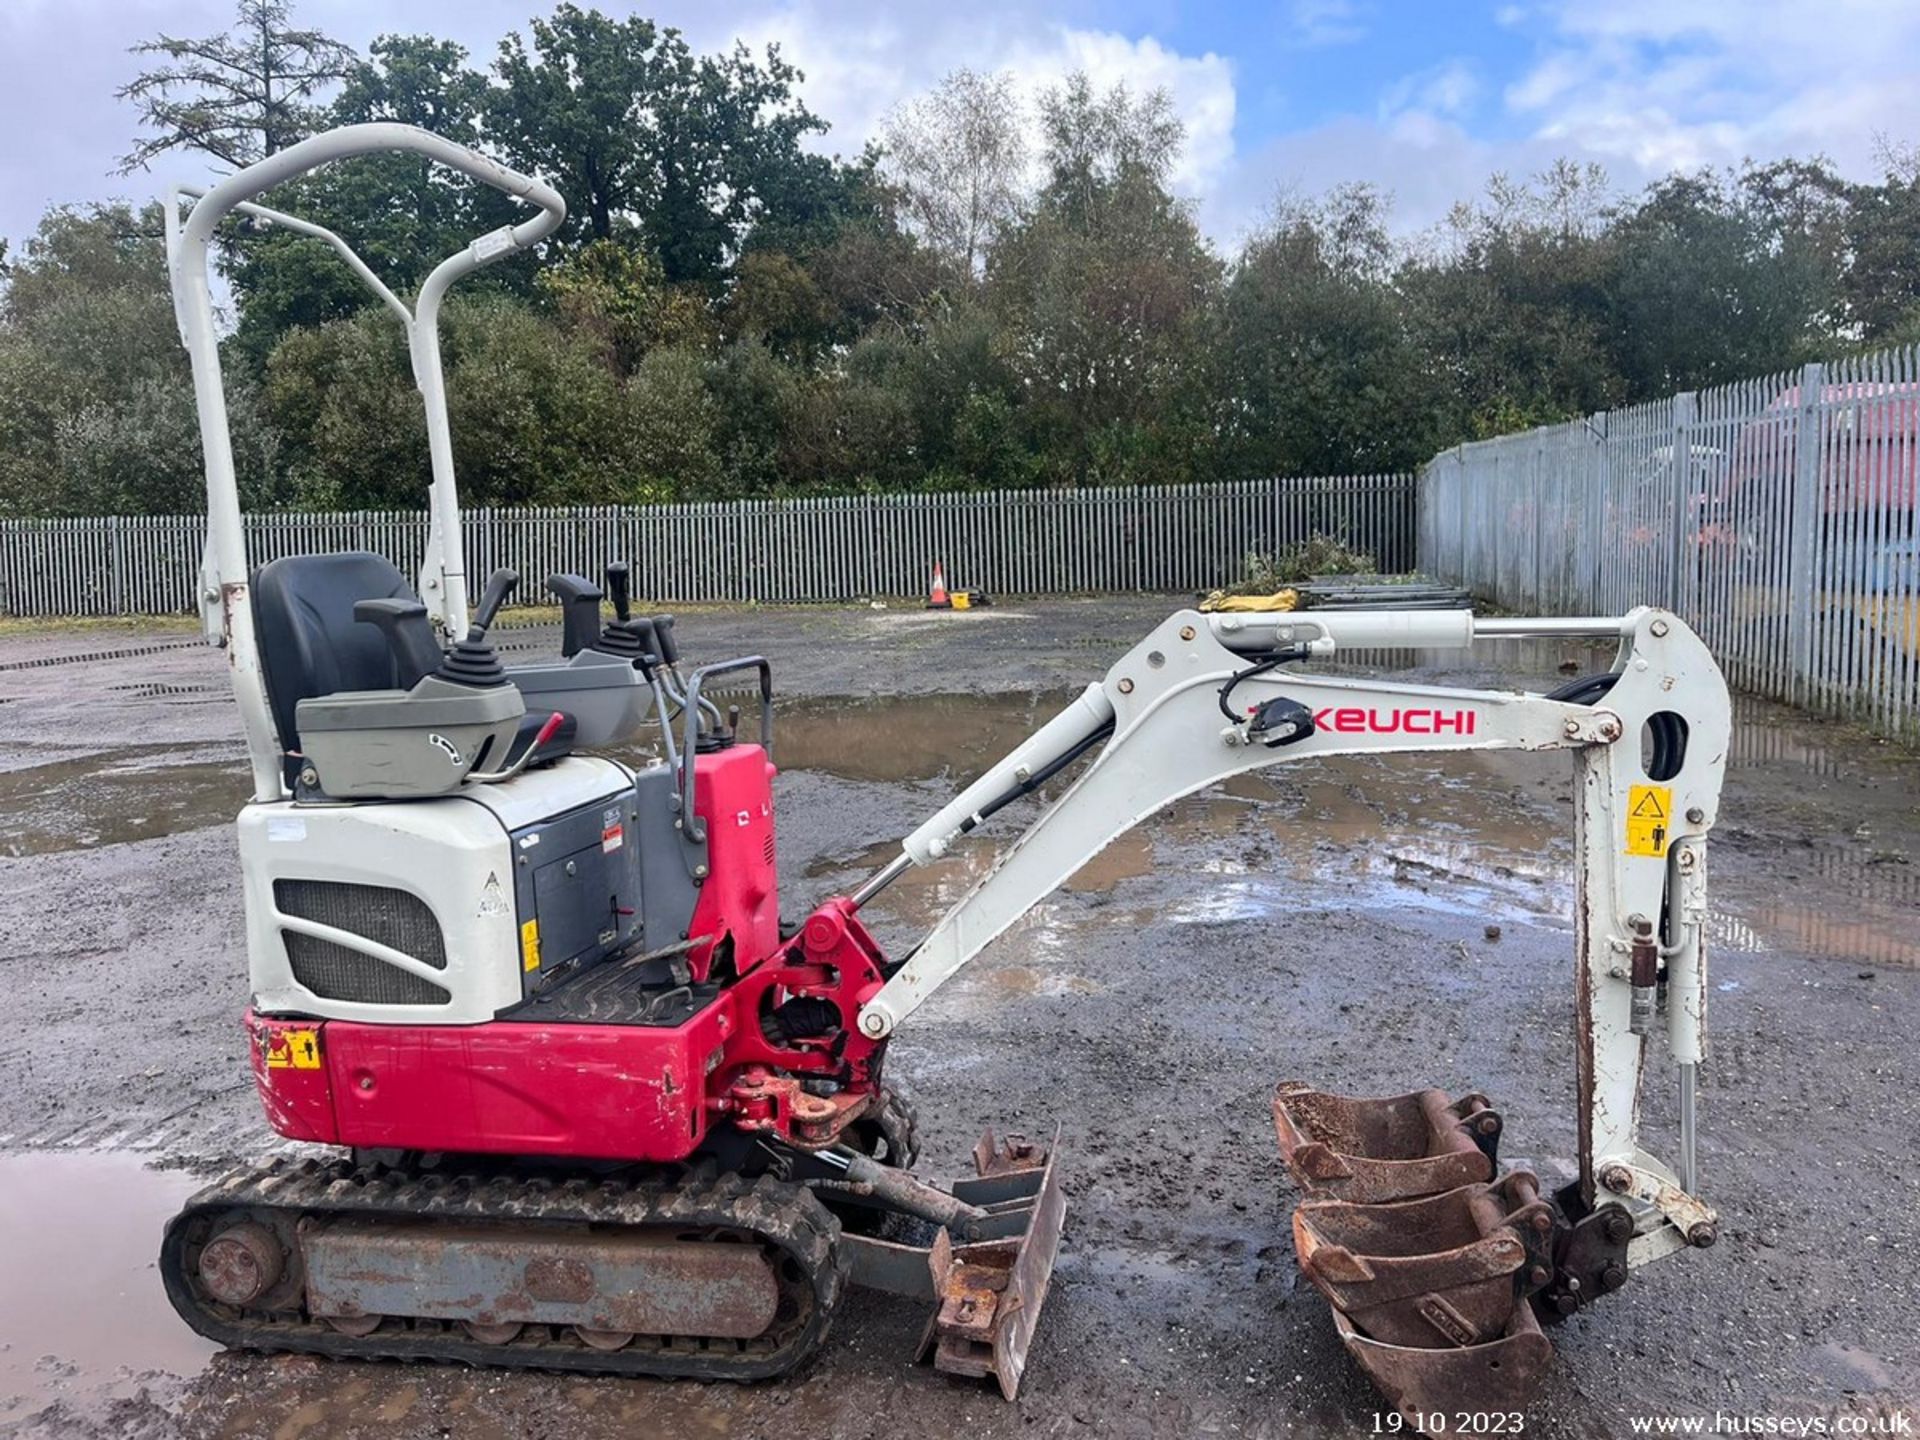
[1274,1082,1556,1431]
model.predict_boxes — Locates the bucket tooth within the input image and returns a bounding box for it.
[1273,1081,1501,1203]
[1293,1171,1555,1348]
[1332,1302,1555,1432]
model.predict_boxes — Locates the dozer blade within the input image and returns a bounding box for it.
[1273,1080,1502,1203]
[1275,1083,1558,1432]
[841,1129,1065,1402]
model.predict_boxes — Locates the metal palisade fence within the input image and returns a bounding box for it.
[1420,347,1920,737]
[0,474,1413,619]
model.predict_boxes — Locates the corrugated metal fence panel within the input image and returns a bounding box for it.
[1418,343,1920,738]
[0,473,1415,621]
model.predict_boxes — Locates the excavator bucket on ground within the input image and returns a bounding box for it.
[1275,1082,1557,1428]
[1273,1082,1502,1203]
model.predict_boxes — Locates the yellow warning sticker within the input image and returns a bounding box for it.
[266,1028,321,1070]
[520,918,542,972]
[1626,784,1673,858]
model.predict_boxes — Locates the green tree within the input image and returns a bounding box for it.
[484,6,824,284]
[1400,162,1622,435]
[1841,146,1920,340]
[881,68,1027,280]
[625,345,721,499]
[1603,168,1832,394]
[536,240,715,375]
[987,73,1221,486]
[1222,185,1437,478]
[226,35,526,362]
[0,205,279,516]
[263,296,635,507]
[724,250,831,361]
[117,0,355,172]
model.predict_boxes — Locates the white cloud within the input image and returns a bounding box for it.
[729,5,1237,196]
[1504,0,1920,177]
[1288,0,1371,49]
[1380,59,1481,124]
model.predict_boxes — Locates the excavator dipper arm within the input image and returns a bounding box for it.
[854,606,1730,1260]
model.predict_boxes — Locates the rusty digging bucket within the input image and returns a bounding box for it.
[1274,1082,1558,1431]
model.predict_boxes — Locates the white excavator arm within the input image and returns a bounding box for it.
[851,606,1729,1264]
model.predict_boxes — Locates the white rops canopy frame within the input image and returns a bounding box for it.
[164,123,567,803]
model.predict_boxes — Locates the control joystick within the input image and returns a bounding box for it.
[436,567,517,687]
[596,563,659,666]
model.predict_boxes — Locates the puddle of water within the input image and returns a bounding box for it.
[620,690,1083,788]
[0,1151,213,1417]
[0,747,246,857]
[980,965,1104,998]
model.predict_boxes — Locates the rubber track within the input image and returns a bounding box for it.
[160,1155,847,1382]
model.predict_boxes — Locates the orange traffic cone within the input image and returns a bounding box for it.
[925,558,952,609]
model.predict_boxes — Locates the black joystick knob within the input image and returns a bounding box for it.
[437,567,517,687]
[605,562,632,622]
[651,613,680,666]
[467,567,518,641]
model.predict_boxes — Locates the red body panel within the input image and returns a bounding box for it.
[247,1014,340,1144]
[687,745,780,979]
[322,1006,732,1159]
[246,745,895,1163]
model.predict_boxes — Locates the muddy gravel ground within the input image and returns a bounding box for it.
[1,599,1916,1439]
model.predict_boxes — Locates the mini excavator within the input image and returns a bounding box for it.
[159,126,1731,1422]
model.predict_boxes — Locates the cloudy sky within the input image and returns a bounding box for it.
[4,0,1919,252]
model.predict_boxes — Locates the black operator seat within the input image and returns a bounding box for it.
[250,551,573,775]
[251,552,419,755]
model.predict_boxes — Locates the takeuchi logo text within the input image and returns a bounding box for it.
[1311,707,1478,735]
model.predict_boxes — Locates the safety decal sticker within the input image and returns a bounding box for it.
[477,871,510,918]
[265,1028,321,1070]
[521,918,542,972]
[1626,784,1673,857]
[602,806,625,853]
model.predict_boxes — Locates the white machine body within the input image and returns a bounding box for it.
[237,758,638,1025]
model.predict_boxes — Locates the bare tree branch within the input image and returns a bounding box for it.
[115,0,355,174]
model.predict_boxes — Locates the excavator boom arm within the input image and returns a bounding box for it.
[854,606,1730,1256]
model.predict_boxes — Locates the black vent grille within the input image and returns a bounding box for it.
[274,879,449,1005]
[283,933,451,1005]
